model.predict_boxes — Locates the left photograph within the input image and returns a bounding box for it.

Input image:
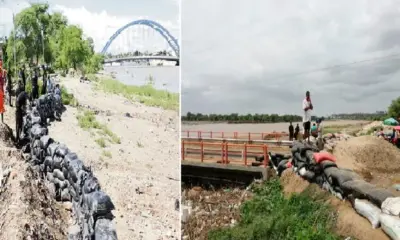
[0,0,180,239]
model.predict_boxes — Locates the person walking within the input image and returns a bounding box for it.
[289,122,294,140]
[31,67,39,100]
[294,123,300,140]
[302,91,313,142]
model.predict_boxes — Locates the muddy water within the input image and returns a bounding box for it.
[182,120,368,133]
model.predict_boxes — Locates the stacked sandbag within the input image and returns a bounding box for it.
[19,91,118,240]
[286,141,400,239]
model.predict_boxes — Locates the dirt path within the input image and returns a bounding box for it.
[47,77,180,239]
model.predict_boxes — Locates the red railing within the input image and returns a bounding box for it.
[181,130,288,141]
[181,141,269,167]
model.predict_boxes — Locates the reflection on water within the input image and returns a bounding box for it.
[104,65,179,93]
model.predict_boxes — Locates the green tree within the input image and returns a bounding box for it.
[5,3,104,78]
[58,25,89,70]
[388,97,400,119]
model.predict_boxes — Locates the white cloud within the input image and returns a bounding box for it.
[182,0,400,116]
[0,1,179,54]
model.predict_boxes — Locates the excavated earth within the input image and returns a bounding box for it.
[182,133,400,240]
[0,124,70,240]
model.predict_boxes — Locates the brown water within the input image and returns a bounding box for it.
[182,120,368,133]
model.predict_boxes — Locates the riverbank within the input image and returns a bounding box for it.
[48,76,180,239]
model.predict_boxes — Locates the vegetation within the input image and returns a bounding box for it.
[209,180,339,240]
[2,3,103,76]
[182,112,302,123]
[92,75,179,110]
[388,97,400,120]
[102,150,112,158]
[182,111,388,123]
[76,110,121,145]
[60,85,78,106]
[325,112,387,121]
[105,50,174,59]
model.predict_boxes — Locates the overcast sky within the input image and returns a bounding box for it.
[181,0,400,116]
[0,0,179,53]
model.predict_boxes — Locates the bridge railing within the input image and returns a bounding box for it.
[181,130,289,141]
[181,141,270,167]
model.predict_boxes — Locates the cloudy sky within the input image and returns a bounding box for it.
[0,0,179,53]
[181,0,400,116]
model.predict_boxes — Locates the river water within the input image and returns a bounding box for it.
[103,65,179,93]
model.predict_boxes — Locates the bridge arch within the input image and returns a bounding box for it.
[101,19,180,57]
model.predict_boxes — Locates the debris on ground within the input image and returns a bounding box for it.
[181,186,253,240]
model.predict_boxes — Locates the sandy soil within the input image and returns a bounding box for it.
[182,120,369,134]
[45,77,180,239]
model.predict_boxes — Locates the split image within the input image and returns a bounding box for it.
[180,0,400,240]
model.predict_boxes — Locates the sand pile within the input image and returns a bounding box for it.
[0,149,70,239]
[280,170,310,194]
[323,133,353,151]
[0,124,15,147]
[334,135,400,173]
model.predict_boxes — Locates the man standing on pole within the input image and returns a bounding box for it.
[302,91,313,143]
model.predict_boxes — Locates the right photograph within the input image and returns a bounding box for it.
[180,1,400,240]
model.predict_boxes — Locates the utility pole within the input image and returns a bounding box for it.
[13,13,16,75]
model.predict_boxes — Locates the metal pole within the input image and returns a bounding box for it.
[41,29,44,64]
[13,13,16,76]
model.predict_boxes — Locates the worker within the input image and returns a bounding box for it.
[15,88,30,144]
[302,91,313,142]
[6,70,12,106]
[41,65,47,95]
[311,123,318,138]
[316,118,324,150]
[0,60,6,123]
[294,123,300,140]
[31,67,39,99]
[289,122,294,140]
[19,65,26,90]
[46,75,53,93]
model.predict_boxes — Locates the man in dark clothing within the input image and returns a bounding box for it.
[15,90,29,144]
[41,65,47,95]
[289,122,294,140]
[6,71,12,106]
[294,123,300,140]
[19,66,26,90]
[31,68,39,100]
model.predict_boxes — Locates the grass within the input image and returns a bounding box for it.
[77,110,121,146]
[92,75,179,110]
[95,138,107,148]
[323,124,363,136]
[102,150,112,158]
[61,85,79,106]
[208,179,339,240]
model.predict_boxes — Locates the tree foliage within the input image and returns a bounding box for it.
[181,112,303,123]
[181,111,388,123]
[388,97,400,119]
[5,3,104,76]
